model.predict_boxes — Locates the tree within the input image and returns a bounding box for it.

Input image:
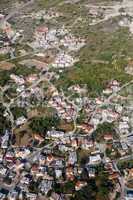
[96,171,114,200]
[29,115,60,136]
[0,104,11,133]
[105,148,112,157]
[63,181,75,194]
[11,107,27,120]
[0,70,10,86]
[28,181,39,193]
[72,180,97,200]
[54,183,63,194]
[92,122,115,142]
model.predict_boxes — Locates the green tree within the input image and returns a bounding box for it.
[92,122,115,142]
[29,115,60,136]
[11,107,27,120]
[63,181,75,194]
[0,104,11,133]
[72,180,97,200]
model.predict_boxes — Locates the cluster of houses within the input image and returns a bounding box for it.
[0,130,95,200]
[0,3,133,199]
[47,79,133,158]
[1,121,128,200]
[0,128,114,200]
[0,14,23,58]
[32,9,61,20]
[52,52,77,69]
[49,90,78,122]
[60,35,85,52]
[29,24,85,70]
[103,80,120,95]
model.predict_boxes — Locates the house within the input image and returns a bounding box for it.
[108,172,119,180]
[39,180,53,195]
[16,116,27,126]
[58,144,69,152]
[16,85,25,93]
[1,130,10,148]
[115,105,123,114]
[52,52,77,69]
[39,155,46,165]
[81,139,94,150]
[35,26,48,38]
[5,151,15,163]
[76,167,83,175]
[75,181,87,191]
[104,134,113,141]
[26,193,37,200]
[15,148,31,159]
[103,88,113,95]
[8,189,18,200]
[122,116,129,122]
[77,123,94,134]
[68,151,77,165]
[109,80,120,92]
[70,138,78,149]
[31,163,39,175]
[26,74,38,83]
[66,167,74,180]
[10,74,25,85]
[30,27,58,50]
[20,176,30,185]
[68,84,87,94]
[0,164,7,176]
[89,154,101,165]
[51,159,64,168]
[96,96,105,104]
[47,130,65,139]
[3,22,15,39]
[34,134,44,143]
[46,154,54,165]
[118,121,129,136]
[55,169,62,179]
[121,142,128,151]
[60,34,85,51]
[86,166,96,178]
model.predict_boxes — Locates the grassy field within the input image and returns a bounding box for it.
[55,28,133,96]
[52,2,133,96]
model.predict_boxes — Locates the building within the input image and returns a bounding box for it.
[89,154,101,165]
